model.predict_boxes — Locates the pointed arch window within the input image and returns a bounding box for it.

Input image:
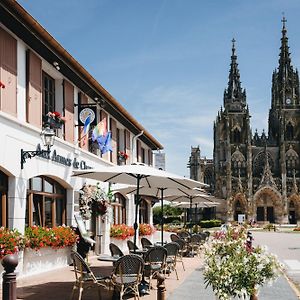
[286,122,294,140]
[232,128,241,143]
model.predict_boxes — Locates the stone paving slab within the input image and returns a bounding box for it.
[168,266,299,300]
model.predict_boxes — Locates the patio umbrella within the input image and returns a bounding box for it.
[165,193,222,223]
[113,186,201,245]
[73,163,206,250]
[172,201,219,208]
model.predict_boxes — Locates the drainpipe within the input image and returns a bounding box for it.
[131,131,144,164]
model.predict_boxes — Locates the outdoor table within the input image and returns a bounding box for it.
[129,248,148,256]
[155,241,168,246]
[97,254,120,263]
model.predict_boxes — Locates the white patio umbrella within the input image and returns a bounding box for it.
[113,186,201,244]
[165,193,223,223]
[73,163,207,250]
[172,201,219,208]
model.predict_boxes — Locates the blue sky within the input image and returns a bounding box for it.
[18,0,300,177]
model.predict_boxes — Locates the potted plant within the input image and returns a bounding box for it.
[203,225,282,300]
[0,227,24,259]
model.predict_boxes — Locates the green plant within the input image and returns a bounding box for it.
[0,227,24,259]
[203,225,282,300]
[263,223,277,231]
[199,219,222,228]
[24,226,78,250]
[110,224,134,240]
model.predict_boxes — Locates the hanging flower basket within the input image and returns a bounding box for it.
[79,183,110,220]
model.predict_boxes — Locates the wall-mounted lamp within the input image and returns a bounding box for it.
[21,125,55,169]
[53,61,60,71]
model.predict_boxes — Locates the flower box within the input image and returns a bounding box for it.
[22,246,72,277]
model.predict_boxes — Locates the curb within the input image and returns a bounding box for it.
[283,271,300,299]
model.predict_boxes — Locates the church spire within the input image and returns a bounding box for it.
[224,39,247,112]
[271,15,300,108]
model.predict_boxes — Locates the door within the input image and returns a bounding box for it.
[267,207,274,223]
[256,207,264,221]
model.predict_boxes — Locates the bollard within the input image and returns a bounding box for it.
[154,272,166,300]
[2,254,18,300]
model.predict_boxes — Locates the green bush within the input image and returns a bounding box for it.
[199,219,222,228]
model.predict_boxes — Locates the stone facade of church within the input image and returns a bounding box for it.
[189,18,300,224]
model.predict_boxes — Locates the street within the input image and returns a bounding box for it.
[252,230,300,292]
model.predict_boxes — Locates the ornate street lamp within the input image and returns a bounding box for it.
[20,125,55,169]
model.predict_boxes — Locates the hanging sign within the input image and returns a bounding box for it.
[78,105,97,126]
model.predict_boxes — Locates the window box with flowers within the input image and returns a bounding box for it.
[0,226,77,277]
[44,111,66,129]
[110,224,134,253]
[22,226,77,276]
[203,225,283,300]
[139,223,156,236]
[117,151,129,163]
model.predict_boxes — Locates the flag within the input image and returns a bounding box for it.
[83,114,91,135]
[97,131,112,154]
[92,118,107,142]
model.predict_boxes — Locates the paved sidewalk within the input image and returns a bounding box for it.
[168,266,300,300]
[13,253,300,300]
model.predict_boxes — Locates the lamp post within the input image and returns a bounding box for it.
[21,125,55,169]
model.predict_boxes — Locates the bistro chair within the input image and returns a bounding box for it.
[109,242,124,258]
[164,242,180,280]
[111,254,144,300]
[173,239,186,271]
[170,233,180,242]
[141,237,153,249]
[143,246,167,288]
[178,230,191,242]
[70,250,111,300]
[189,234,203,257]
[127,240,139,252]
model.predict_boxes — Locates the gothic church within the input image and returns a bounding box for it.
[189,18,300,224]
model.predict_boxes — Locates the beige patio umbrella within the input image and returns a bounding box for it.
[165,193,222,223]
[73,163,207,250]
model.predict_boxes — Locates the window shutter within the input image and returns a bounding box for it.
[64,80,74,143]
[26,50,42,127]
[79,93,89,150]
[0,28,17,117]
